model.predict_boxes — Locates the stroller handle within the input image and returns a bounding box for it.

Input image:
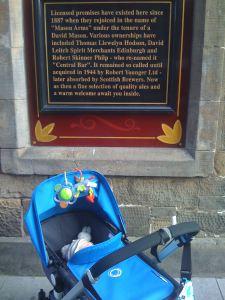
[86,221,200,282]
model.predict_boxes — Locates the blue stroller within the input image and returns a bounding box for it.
[25,170,200,300]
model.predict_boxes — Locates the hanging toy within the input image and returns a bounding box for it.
[73,169,97,203]
[54,170,98,208]
[54,172,76,208]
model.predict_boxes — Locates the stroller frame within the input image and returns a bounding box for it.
[25,170,199,300]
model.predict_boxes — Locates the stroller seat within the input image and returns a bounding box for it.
[42,211,118,254]
[42,211,175,300]
[25,170,200,300]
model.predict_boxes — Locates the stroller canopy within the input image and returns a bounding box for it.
[25,170,126,266]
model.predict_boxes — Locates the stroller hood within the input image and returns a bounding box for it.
[25,170,126,266]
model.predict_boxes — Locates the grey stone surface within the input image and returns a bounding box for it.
[0,1,10,48]
[0,100,17,147]
[0,65,13,100]
[150,217,172,233]
[0,237,224,278]
[0,99,29,148]
[199,196,225,211]
[0,276,52,300]
[192,278,223,300]
[0,238,44,276]
[204,0,225,47]
[1,147,217,177]
[215,152,225,176]
[0,276,224,300]
[0,199,22,237]
[201,48,225,102]
[119,206,150,236]
[151,207,176,217]
[11,47,26,100]
[177,211,225,237]
[197,101,220,151]
[198,176,225,196]
[0,174,46,199]
[22,198,31,235]
[8,0,24,48]
[217,279,225,297]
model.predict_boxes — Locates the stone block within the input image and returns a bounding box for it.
[0,47,11,64]
[204,0,225,47]
[110,177,200,209]
[0,198,22,237]
[22,199,30,235]
[0,100,29,148]
[0,174,47,198]
[196,101,220,151]
[11,47,26,100]
[198,176,225,196]
[119,206,150,236]
[0,100,17,147]
[111,177,155,206]
[215,152,225,176]
[177,211,225,237]
[201,47,225,102]
[8,0,24,48]
[0,47,26,100]
[150,217,172,233]
[2,147,208,177]
[0,1,10,48]
[153,178,200,200]
[0,64,13,99]
[199,196,225,211]
[151,207,176,217]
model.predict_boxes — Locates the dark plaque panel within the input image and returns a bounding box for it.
[33,0,184,112]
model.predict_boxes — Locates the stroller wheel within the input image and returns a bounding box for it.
[38,289,48,300]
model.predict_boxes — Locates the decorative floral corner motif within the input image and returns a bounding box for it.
[35,120,57,143]
[157,120,182,145]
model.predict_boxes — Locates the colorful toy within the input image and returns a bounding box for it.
[54,172,76,208]
[54,170,97,208]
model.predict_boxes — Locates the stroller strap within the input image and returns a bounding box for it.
[87,222,199,280]
[181,242,192,281]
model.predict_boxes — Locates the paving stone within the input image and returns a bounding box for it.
[0,199,22,237]
[0,276,52,300]
[217,279,225,298]
[192,278,223,300]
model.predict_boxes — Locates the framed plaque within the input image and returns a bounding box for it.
[25,0,194,147]
[33,0,185,112]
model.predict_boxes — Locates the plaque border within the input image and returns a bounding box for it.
[32,0,185,113]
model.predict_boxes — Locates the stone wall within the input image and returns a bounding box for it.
[0,0,225,239]
[0,173,225,237]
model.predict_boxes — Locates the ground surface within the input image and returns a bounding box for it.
[0,276,224,300]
